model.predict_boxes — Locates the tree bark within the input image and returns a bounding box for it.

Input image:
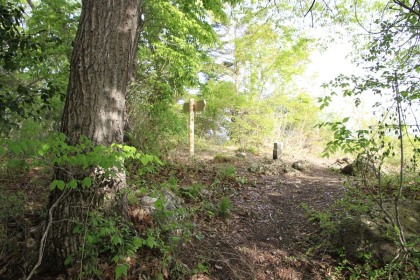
[46,0,141,273]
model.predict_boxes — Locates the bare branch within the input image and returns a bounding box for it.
[304,0,316,18]
[393,0,420,17]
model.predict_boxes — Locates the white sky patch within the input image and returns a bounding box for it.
[298,40,379,127]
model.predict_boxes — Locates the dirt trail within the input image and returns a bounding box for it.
[0,148,348,280]
[180,154,346,280]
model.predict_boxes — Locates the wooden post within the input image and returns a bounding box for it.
[183,99,205,157]
[189,98,195,156]
[273,142,278,160]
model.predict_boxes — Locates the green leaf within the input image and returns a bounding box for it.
[50,180,58,190]
[86,235,94,244]
[139,187,148,194]
[123,145,137,155]
[9,142,22,154]
[58,133,67,142]
[50,180,66,191]
[57,180,65,191]
[37,143,51,156]
[140,155,151,166]
[68,179,78,189]
[73,225,83,234]
[112,236,123,245]
[64,255,73,266]
[82,177,92,188]
[99,227,108,236]
[115,263,128,279]
[132,237,143,248]
[400,91,408,98]
[154,156,164,166]
[145,237,155,248]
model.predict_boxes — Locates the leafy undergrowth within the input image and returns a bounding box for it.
[0,167,50,279]
[0,146,419,279]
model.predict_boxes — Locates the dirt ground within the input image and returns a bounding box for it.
[1,147,350,280]
[169,149,347,280]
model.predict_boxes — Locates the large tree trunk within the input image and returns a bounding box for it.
[46,0,141,273]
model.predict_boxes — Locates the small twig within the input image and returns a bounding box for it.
[26,190,69,280]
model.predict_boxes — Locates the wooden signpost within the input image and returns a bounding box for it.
[183,98,206,156]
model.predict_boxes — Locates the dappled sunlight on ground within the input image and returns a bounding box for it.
[172,146,347,279]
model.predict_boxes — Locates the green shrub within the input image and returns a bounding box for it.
[179,183,203,201]
[218,164,236,179]
[0,191,27,270]
[0,191,26,223]
[74,212,144,279]
[213,153,236,163]
[218,197,232,219]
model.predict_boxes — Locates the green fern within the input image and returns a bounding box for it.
[218,197,232,218]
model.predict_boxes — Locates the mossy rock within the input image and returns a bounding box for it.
[248,164,279,176]
[291,160,310,171]
[248,164,264,173]
[283,165,301,177]
[335,216,396,263]
[334,200,420,263]
[213,154,237,163]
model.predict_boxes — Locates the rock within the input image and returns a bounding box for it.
[341,157,377,177]
[160,188,183,210]
[138,274,152,280]
[214,154,236,163]
[334,200,420,263]
[335,216,396,263]
[248,164,279,176]
[139,196,158,217]
[140,189,185,231]
[283,165,301,177]
[236,152,247,158]
[341,163,354,175]
[140,196,158,207]
[263,168,277,176]
[248,164,264,173]
[291,160,309,171]
[140,189,183,213]
[191,274,211,280]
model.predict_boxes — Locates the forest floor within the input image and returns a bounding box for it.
[1,146,352,280]
[158,147,348,280]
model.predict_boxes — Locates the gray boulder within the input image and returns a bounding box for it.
[283,165,301,177]
[291,160,309,171]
